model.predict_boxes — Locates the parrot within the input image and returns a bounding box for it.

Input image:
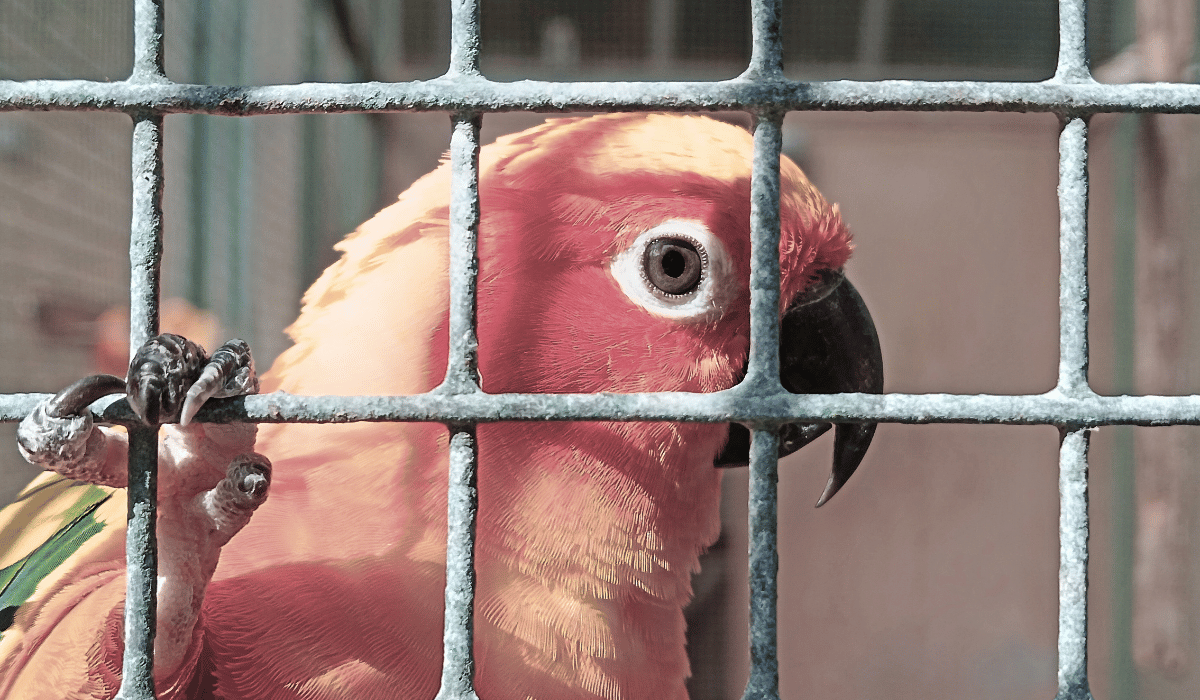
[0,113,882,700]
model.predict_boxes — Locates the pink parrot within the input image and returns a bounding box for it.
[0,113,882,699]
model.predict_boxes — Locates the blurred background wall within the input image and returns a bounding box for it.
[3,1,1198,699]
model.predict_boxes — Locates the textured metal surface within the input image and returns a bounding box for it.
[1058,117,1091,397]
[115,2,166,698]
[1057,428,1093,700]
[435,0,483,684]
[744,429,781,700]
[9,389,1200,428]
[11,77,1200,116]
[436,426,481,700]
[2,0,1194,696]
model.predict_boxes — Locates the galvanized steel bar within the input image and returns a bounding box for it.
[1056,428,1093,700]
[448,0,480,76]
[746,0,783,78]
[116,426,159,700]
[743,113,785,393]
[1055,0,1091,83]
[13,78,1200,116]
[10,389,1200,427]
[117,115,165,700]
[116,3,167,698]
[131,0,166,82]
[435,426,481,700]
[1053,2,1094,693]
[441,112,483,395]
[743,429,781,700]
[118,116,165,700]
[436,0,483,695]
[435,106,483,700]
[1057,117,1091,397]
[743,2,784,697]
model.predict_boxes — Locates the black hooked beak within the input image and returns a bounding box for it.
[716,269,884,507]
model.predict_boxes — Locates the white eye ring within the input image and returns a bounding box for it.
[610,220,736,323]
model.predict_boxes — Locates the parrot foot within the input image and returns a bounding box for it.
[126,334,258,426]
[16,334,259,485]
[153,452,271,680]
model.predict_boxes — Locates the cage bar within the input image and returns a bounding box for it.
[115,1,168,696]
[435,77,484,700]
[10,79,1200,116]
[1057,117,1091,397]
[744,428,782,700]
[1057,428,1093,700]
[437,426,482,700]
[1052,0,1094,690]
[741,2,786,688]
[1055,0,1090,84]
[9,390,1200,429]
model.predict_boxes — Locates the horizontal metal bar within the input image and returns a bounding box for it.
[6,77,1200,116]
[3,389,1200,427]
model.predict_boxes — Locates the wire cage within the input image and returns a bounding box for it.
[1,0,1198,698]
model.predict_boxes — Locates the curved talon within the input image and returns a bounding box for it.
[181,339,257,426]
[44,375,126,419]
[127,334,209,426]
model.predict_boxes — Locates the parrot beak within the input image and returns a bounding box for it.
[716,270,883,507]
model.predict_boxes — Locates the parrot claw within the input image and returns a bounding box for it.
[203,453,272,538]
[179,339,258,426]
[126,334,258,426]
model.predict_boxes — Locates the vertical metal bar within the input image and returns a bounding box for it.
[132,0,166,82]
[1053,0,1094,690]
[436,0,483,681]
[1056,117,1090,397]
[118,3,167,698]
[743,113,784,392]
[746,0,784,77]
[442,112,482,394]
[435,427,481,700]
[1056,428,1094,700]
[449,0,480,76]
[1056,0,1091,82]
[742,0,786,690]
[121,117,166,700]
[116,426,160,700]
[743,428,781,700]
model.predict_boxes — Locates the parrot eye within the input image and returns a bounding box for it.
[610,219,736,323]
[644,238,704,295]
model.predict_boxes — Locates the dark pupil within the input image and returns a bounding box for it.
[644,237,702,295]
[661,250,686,278]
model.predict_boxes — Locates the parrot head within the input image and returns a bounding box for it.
[471,113,882,503]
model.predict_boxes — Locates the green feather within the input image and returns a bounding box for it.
[0,487,112,633]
